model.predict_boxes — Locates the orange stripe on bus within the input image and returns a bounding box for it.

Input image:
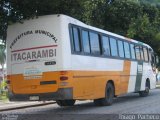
[8,61,131,100]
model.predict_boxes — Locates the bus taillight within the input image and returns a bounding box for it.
[5,79,10,84]
[60,76,68,81]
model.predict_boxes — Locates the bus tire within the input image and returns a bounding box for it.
[94,82,114,106]
[56,100,75,106]
[139,80,150,97]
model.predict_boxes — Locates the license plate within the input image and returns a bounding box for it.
[29,96,39,101]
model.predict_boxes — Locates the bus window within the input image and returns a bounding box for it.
[117,40,124,58]
[140,46,144,61]
[82,30,91,53]
[130,44,136,59]
[72,27,81,52]
[135,46,141,60]
[148,49,152,62]
[89,32,100,55]
[143,47,149,62]
[151,53,155,67]
[110,37,118,57]
[124,42,131,59]
[102,36,110,56]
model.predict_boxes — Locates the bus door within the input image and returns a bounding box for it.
[135,46,143,92]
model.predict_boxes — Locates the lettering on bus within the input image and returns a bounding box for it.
[10,30,58,49]
[11,49,56,62]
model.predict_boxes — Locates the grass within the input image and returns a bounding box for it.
[0,80,9,102]
[0,91,9,102]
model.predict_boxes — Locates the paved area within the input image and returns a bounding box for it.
[0,85,159,111]
[0,101,55,111]
[0,89,160,120]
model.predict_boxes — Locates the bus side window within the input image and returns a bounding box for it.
[82,30,91,53]
[101,36,111,56]
[124,42,131,59]
[151,53,155,67]
[89,32,100,55]
[148,49,152,62]
[140,46,144,61]
[117,40,124,58]
[151,53,156,67]
[110,37,118,57]
[143,47,149,62]
[135,46,141,60]
[72,27,81,52]
[130,44,136,59]
[149,53,151,62]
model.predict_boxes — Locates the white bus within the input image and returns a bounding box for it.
[7,14,159,106]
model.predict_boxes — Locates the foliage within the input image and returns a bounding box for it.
[155,33,160,55]
[0,44,6,68]
[81,0,108,27]
[0,44,6,100]
[103,0,142,35]
[0,0,160,56]
[0,80,8,101]
[0,0,8,43]
[8,0,86,22]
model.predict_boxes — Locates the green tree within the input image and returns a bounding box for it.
[103,0,142,35]
[9,0,86,21]
[155,33,160,55]
[0,44,5,70]
[82,0,108,27]
[0,0,160,56]
[127,14,155,43]
[0,44,6,91]
[0,0,8,44]
[127,1,160,55]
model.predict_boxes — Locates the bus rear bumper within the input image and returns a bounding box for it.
[8,88,73,101]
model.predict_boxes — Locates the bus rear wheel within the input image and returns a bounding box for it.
[139,80,150,97]
[94,82,114,106]
[56,100,75,106]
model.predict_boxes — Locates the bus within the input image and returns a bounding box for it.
[7,14,159,106]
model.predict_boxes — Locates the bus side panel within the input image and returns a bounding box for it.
[71,54,132,99]
[119,60,131,94]
[127,61,137,93]
[141,62,156,90]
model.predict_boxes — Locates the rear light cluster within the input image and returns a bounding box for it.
[60,71,69,81]
[6,80,11,84]
[60,76,68,81]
